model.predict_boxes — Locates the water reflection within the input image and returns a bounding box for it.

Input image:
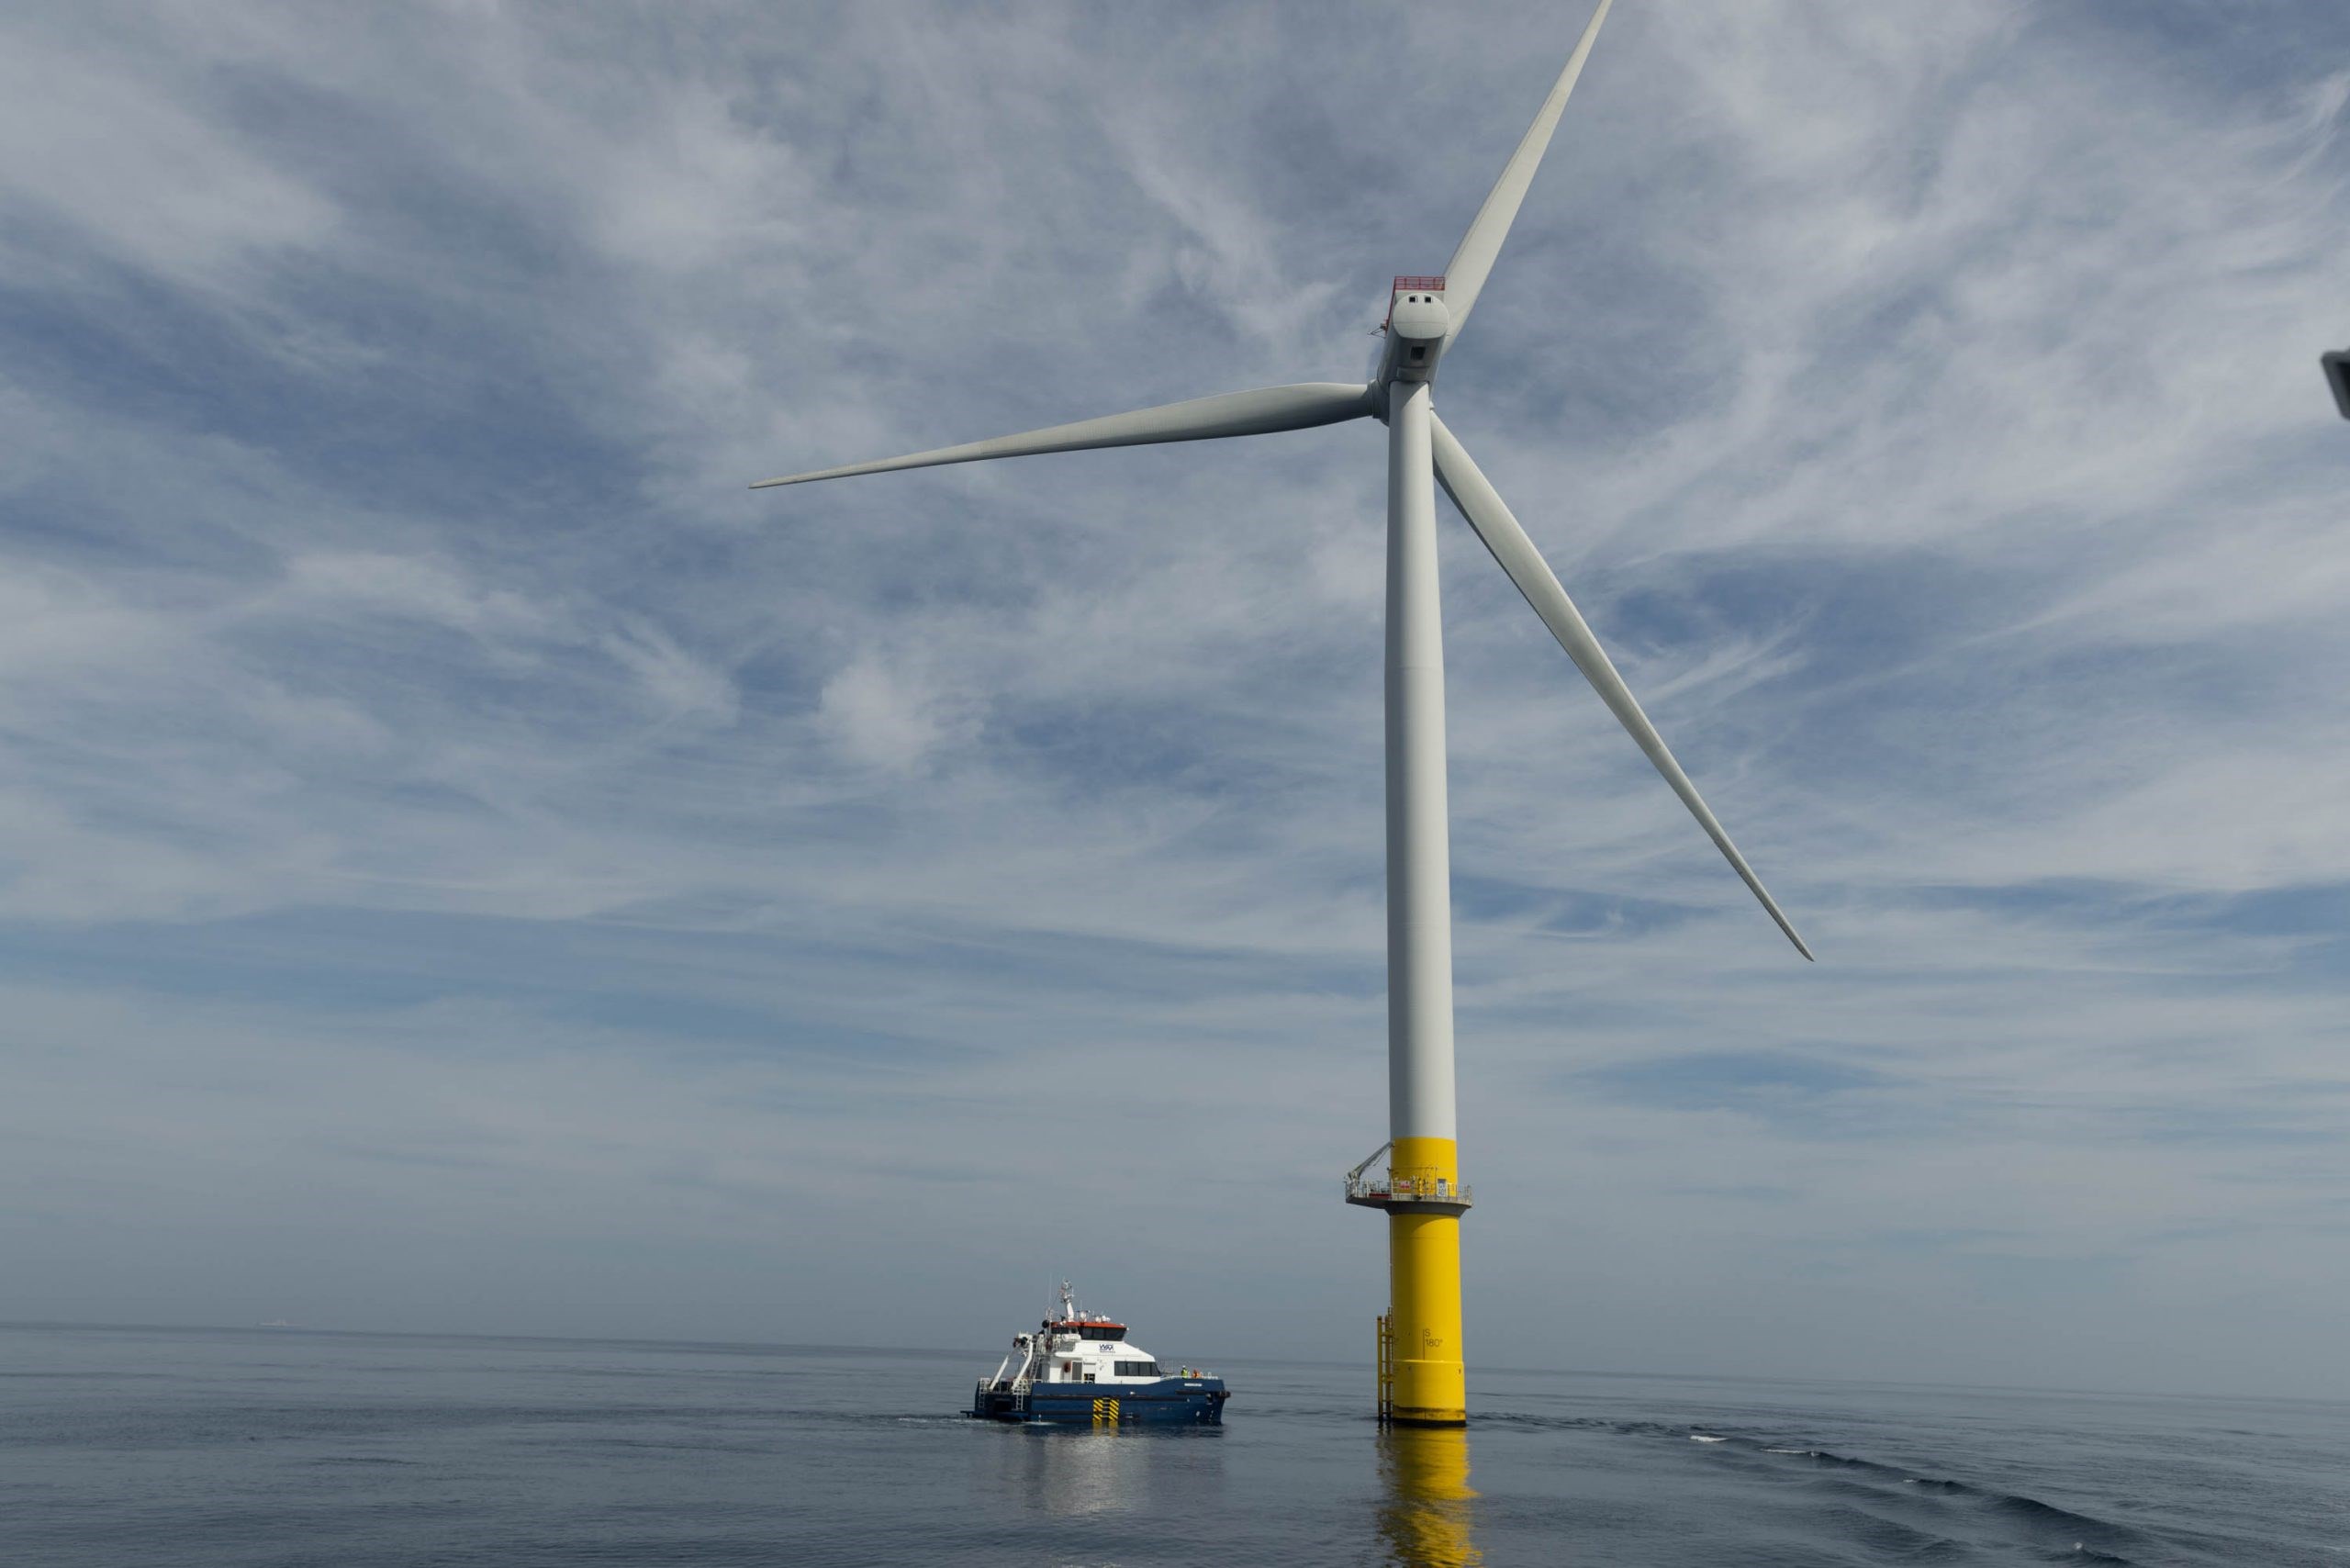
[1376,1426,1481,1568]
[982,1426,1226,1518]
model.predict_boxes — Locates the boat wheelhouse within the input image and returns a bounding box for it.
[969,1282,1229,1425]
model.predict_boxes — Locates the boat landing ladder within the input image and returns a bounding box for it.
[1375,1314,1394,1425]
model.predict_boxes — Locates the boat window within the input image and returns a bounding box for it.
[1115,1361,1162,1377]
[1079,1326,1123,1341]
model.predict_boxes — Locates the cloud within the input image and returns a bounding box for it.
[817,653,965,773]
[0,32,334,290]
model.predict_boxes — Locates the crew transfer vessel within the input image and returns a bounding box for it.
[969,1283,1229,1425]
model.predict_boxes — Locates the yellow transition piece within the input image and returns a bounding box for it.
[1386,1135,1466,1425]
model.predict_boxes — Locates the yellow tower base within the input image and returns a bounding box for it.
[1385,1135,1467,1426]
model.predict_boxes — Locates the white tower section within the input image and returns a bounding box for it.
[1384,378,1458,1145]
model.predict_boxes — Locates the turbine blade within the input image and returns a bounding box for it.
[1429,414,1812,959]
[752,382,1374,489]
[1440,0,1614,342]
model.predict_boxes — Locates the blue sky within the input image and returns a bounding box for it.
[4,0,2349,1399]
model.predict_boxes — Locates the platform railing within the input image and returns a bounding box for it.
[1344,1171,1472,1206]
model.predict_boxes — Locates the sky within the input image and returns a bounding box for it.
[3,0,2348,1401]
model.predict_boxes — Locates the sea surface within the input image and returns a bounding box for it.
[3,1323,2344,1566]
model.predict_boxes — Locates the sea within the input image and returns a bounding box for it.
[3,1322,2344,1566]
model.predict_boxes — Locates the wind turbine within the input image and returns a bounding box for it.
[753,0,1808,1427]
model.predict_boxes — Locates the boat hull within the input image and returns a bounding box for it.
[969,1377,1229,1425]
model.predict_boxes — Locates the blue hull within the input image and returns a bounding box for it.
[970,1377,1228,1425]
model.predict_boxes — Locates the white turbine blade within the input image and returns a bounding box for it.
[1440,0,1614,342]
[1429,414,1812,959]
[752,382,1373,489]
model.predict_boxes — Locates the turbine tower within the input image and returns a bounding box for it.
[752,0,1808,1427]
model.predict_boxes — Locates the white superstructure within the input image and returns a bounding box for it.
[982,1282,1195,1389]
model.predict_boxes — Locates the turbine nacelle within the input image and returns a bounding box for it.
[1378,275,1452,388]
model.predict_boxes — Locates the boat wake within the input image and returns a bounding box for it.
[1494,1415,2156,1563]
[1702,1433,2147,1562]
